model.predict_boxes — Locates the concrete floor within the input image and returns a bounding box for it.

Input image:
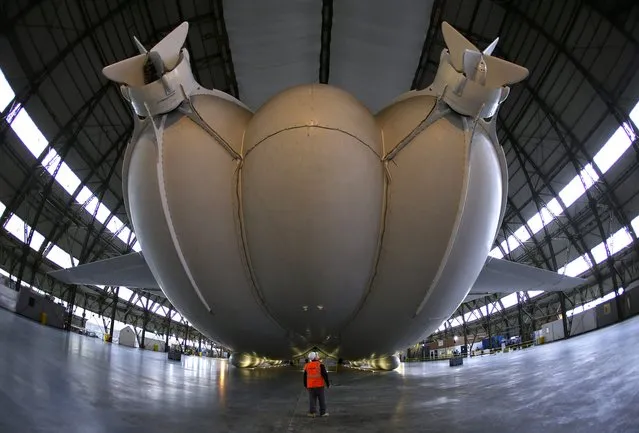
[1,309,638,433]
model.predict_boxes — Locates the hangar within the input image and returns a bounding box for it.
[1,0,638,431]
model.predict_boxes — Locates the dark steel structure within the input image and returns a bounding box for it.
[0,0,638,350]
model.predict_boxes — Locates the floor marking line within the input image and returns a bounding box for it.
[287,388,305,432]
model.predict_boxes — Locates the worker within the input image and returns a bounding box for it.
[303,351,330,417]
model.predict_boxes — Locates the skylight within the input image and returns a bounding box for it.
[440,215,637,335]
[0,206,174,324]
[491,101,639,259]
[0,69,138,251]
[13,110,50,158]
[566,290,617,318]
[0,69,15,111]
[631,214,639,236]
[4,213,48,254]
[500,293,519,309]
[46,244,78,269]
[558,226,633,277]
[1,67,637,344]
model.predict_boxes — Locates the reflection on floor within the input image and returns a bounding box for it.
[1,307,638,432]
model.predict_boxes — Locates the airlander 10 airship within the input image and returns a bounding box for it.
[51,21,584,370]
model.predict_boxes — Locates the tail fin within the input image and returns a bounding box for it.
[482,55,529,87]
[441,21,479,71]
[441,21,529,88]
[148,21,189,71]
[102,22,189,85]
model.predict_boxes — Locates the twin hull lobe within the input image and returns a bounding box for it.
[124,84,504,360]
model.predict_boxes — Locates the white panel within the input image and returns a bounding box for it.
[330,0,433,112]
[223,0,322,110]
[570,308,597,335]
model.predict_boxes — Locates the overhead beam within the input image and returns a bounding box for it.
[454,21,639,283]
[501,1,639,154]
[411,0,446,90]
[211,0,240,98]
[0,0,133,124]
[319,0,334,84]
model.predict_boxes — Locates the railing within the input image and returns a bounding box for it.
[403,341,536,363]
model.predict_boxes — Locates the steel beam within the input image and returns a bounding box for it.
[503,2,639,153]
[559,292,569,338]
[0,0,134,124]
[211,0,240,98]
[319,0,334,84]
[108,286,119,342]
[411,0,446,90]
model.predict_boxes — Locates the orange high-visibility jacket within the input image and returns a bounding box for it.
[304,361,325,388]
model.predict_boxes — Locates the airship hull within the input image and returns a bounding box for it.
[125,96,291,358]
[241,85,384,344]
[123,83,504,363]
[42,20,544,370]
[339,94,504,359]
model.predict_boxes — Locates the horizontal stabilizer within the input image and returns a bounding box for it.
[49,252,159,289]
[468,257,585,298]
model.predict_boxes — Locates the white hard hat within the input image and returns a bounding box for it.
[308,351,318,360]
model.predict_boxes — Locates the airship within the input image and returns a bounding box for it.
[51,21,584,370]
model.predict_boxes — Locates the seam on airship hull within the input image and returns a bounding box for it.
[338,103,451,332]
[154,113,214,314]
[383,102,450,161]
[243,125,381,160]
[232,128,290,333]
[335,159,390,336]
[238,125,383,343]
[179,98,242,160]
[234,160,296,340]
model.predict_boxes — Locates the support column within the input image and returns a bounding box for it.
[81,296,87,328]
[108,286,119,343]
[65,285,77,331]
[461,306,469,357]
[198,335,202,353]
[529,299,537,340]
[164,306,172,352]
[140,320,146,349]
[517,292,525,341]
[559,292,569,339]
[463,326,469,357]
[184,324,190,351]
[140,297,149,350]
[485,297,492,349]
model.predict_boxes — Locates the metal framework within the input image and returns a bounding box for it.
[0,0,638,353]
[415,0,639,343]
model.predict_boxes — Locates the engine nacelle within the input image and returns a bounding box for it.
[370,355,400,371]
[230,352,263,368]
